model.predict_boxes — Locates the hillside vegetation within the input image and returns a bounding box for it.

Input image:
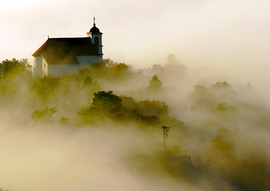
[1,56,270,191]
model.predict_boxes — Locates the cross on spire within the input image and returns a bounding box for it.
[93,17,96,26]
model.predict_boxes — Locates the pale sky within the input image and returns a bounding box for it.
[0,0,270,98]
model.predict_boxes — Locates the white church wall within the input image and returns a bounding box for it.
[48,64,79,77]
[33,56,43,76]
[42,59,48,77]
[77,56,102,70]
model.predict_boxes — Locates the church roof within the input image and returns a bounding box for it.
[32,37,100,65]
[89,24,102,34]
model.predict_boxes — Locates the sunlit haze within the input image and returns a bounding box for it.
[1,1,270,191]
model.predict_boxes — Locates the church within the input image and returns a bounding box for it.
[32,19,103,77]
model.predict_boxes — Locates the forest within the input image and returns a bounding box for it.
[0,56,270,191]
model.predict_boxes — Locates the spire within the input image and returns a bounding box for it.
[87,17,102,37]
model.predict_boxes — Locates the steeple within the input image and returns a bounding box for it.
[87,17,103,55]
[87,17,102,36]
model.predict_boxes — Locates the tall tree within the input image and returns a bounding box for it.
[147,75,163,91]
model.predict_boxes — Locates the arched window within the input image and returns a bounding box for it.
[94,37,99,46]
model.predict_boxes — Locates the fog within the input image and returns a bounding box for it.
[1,0,270,190]
[0,56,270,191]
[0,119,198,191]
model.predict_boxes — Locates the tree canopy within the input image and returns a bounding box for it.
[0,58,31,78]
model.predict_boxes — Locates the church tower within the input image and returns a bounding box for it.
[87,17,103,55]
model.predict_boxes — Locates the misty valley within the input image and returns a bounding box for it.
[0,56,270,191]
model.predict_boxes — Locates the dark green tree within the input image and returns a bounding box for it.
[92,91,122,113]
[77,91,122,123]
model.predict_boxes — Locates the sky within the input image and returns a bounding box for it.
[0,0,270,99]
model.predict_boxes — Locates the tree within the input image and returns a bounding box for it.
[92,91,122,113]
[211,81,235,103]
[133,100,168,118]
[83,76,93,86]
[82,76,101,91]
[30,75,60,102]
[147,75,163,91]
[77,91,122,123]
[193,85,208,95]
[0,58,32,78]
[164,54,188,82]
[31,106,57,123]
[216,102,227,111]
[167,54,179,65]
[211,81,231,90]
[111,63,129,76]
[0,58,33,105]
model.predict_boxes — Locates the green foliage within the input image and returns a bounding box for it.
[0,58,31,78]
[77,91,122,123]
[193,85,208,95]
[211,81,235,101]
[189,84,214,111]
[131,110,160,125]
[59,117,70,126]
[92,91,122,113]
[0,58,33,105]
[83,76,93,86]
[216,102,227,111]
[82,76,101,92]
[91,59,110,70]
[238,82,256,99]
[2,56,270,190]
[117,96,172,126]
[0,80,17,99]
[111,63,128,75]
[201,130,270,191]
[79,59,109,79]
[211,81,231,89]
[133,100,168,118]
[31,106,57,123]
[77,92,173,126]
[30,75,60,102]
[189,81,238,112]
[147,75,163,90]
[78,59,132,83]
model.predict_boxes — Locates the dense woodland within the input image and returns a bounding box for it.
[1,56,270,191]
